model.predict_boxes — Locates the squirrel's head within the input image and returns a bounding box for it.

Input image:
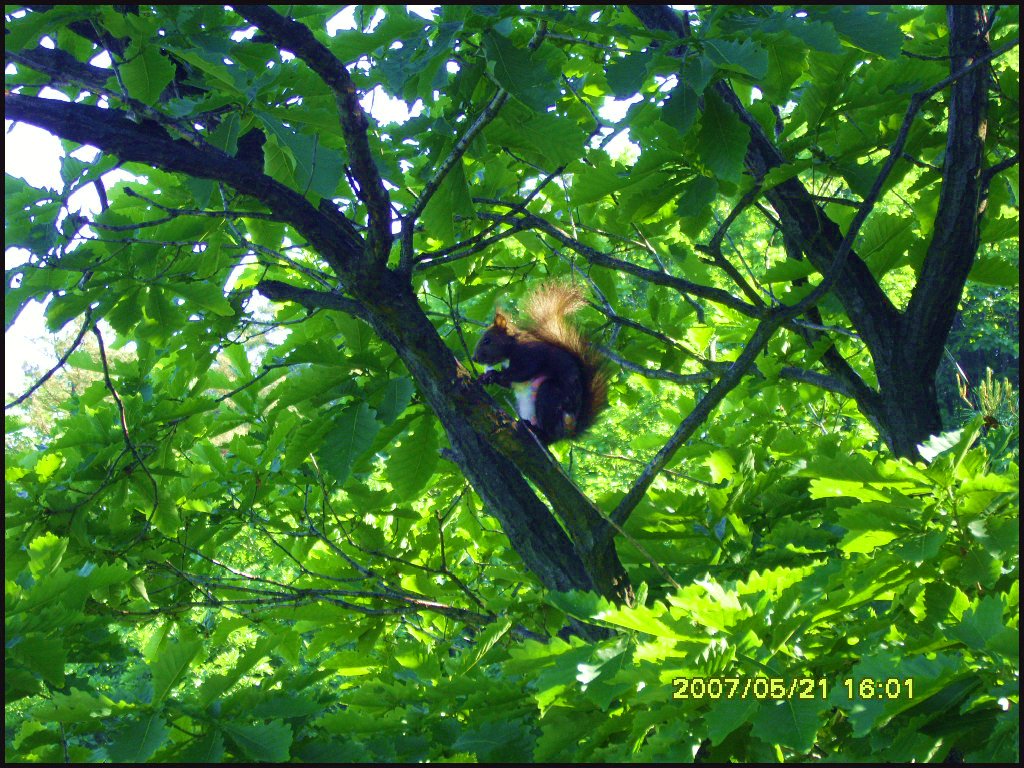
[472,310,514,364]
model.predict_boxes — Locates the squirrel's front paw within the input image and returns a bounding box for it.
[478,370,497,385]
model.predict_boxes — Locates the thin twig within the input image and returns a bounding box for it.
[400,22,550,274]
[476,205,764,318]
[93,324,159,518]
[6,308,92,411]
[402,87,510,269]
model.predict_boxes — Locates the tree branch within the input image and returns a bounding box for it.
[697,185,767,308]
[4,93,365,274]
[602,309,713,364]
[778,367,857,399]
[477,207,764,319]
[981,152,1020,186]
[93,324,159,518]
[6,45,111,91]
[415,213,533,271]
[602,349,719,385]
[6,308,93,411]
[401,21,551,276]
[7,46,211,147]
[401,87,510,273]
[233,5,393,263]
[603,41,975,528]
[607,308,785,533]
[257,280,368,320]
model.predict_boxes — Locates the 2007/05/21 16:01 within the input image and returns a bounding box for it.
[672,677,915,701]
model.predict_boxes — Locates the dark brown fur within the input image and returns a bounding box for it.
[473,284,608,444]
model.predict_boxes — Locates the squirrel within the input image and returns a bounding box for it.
[473,283,608,445]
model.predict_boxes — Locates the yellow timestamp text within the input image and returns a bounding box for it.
[671,676,916,701]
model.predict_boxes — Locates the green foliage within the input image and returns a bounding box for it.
[7,396,1018,761]
[5,4,1019,763]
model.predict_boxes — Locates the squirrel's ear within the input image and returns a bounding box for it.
[493,310,508,329]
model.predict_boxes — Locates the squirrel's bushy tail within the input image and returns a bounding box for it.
[522,282,587,350]
[522,282,608,435]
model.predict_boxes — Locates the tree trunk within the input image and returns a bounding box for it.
[874,360,945,458]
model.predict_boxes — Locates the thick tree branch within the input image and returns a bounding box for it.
[607,79,945,528]
[331,271,630,606]
[6,45,110,91]
[726,109,904,361]
[628,5,1017,456]
[233,6,393,264]
[256,280,368,321]
[4,93,365,273]
[789,306,885,424]
[7,46,211,148]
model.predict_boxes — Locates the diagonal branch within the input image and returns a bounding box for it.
[601,308,715,365]
[401,87,510,272]
[603,349,719,385]
[399,21,550,275]
[778,367,857,399]
[414,215,534,270]
[6,308,93,411]
[607,235,871,533]
[477,207,764,319]
[606,306,786,533]
[630,6,1016,379]
[233,6,393,263]
[93,324,159,518]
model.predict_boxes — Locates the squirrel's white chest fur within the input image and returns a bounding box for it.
[511,377,546,424]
